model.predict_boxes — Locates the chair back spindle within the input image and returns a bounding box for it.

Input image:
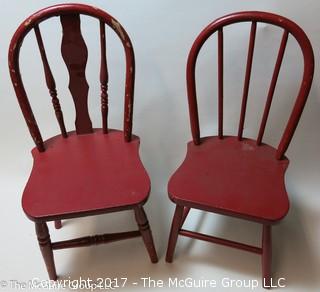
[257,30,289,145]
[186,12,314,159]
[238,21,256,140]
[8,4,135,151]
[217,28,223,139]
[34,24,68,138]
[100,20,109,134]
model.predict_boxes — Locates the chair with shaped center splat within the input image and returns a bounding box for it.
[165,11,314,288]
[9,3,158,279]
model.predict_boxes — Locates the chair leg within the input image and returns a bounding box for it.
[166,204,184,263]
[54,220,62,229]
[35,222,57,280]
[262,224,272,289]
[134,206,158,263]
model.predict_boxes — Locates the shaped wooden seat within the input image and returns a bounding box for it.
[9,4,158,280]
[166,11,314,289]
[168,136,289,223]
[23,130,150,221]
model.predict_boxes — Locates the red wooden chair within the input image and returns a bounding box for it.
[9,4,158,280]
[166,11,314,287]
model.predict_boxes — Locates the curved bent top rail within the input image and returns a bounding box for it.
[186,11,314,159]
[9,3,135,151]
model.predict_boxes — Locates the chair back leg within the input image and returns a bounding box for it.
[54,220,62,229]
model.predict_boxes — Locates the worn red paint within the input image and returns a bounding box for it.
[8,3,136,150]
[8,3,157,280]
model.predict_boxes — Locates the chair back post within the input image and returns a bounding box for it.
[186,11,314,157]
[8,3,135,152]
[275,33,313,159]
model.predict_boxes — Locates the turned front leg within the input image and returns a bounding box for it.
[134,206,158,263]
[35,222,57,280]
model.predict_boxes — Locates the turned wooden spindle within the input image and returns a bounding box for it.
[34,24,67,138]
[100,20,109,133]
[51,230,141,250]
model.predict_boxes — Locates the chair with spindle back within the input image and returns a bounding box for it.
[9,3,158,279]
[166,11,314,287]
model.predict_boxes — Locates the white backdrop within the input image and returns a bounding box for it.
[0,0,319,291]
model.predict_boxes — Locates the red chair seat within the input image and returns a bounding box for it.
[168,136,289,223]
[22,130,150,221]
